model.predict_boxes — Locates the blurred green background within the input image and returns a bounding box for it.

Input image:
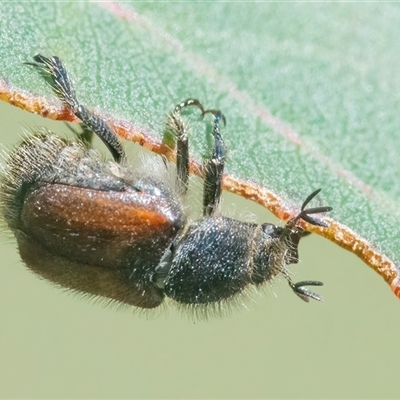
[0,100,399,399]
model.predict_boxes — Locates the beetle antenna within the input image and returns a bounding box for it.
[283,189,332,302]
[286,188,332,229]
[288,279,324,302]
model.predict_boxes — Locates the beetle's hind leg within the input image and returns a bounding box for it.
[25,54,125,163]
[202,110,227,217]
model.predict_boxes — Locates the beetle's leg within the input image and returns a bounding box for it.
[25,54,125,163]
[166,99,204,195]
[202,110,227,217]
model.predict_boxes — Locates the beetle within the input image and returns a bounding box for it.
[0,54,332,314]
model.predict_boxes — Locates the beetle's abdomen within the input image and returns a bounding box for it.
[164,217,258,304]
[1,133,186,308]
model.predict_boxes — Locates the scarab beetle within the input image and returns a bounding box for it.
[0,55,332,314]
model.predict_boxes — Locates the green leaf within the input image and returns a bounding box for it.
[1,2,400,297]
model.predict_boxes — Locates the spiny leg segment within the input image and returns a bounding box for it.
[25,54,126,163]
[166,100,227,217]
[202,110,226,217]
[166,99,204,194]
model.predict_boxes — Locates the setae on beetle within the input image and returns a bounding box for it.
[0,55,332,314]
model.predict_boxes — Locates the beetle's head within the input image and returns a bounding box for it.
[260,189,332,302]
